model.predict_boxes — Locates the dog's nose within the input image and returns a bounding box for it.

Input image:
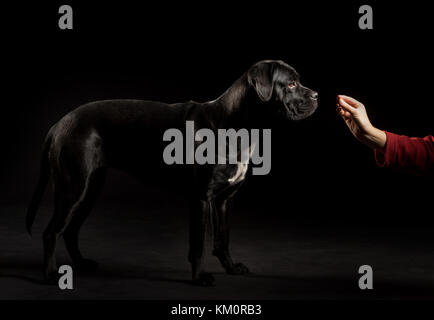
[310,91,318,100]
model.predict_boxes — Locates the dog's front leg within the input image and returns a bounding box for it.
[188,199,215,286]
[212,198,249,275]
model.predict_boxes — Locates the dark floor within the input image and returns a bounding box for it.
[1,201,434,300]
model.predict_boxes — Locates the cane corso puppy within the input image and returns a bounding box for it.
[27,60,318,285]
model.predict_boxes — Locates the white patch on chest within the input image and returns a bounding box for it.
[227,142,256,185]
[227,162,249,184]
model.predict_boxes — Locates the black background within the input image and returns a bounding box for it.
[2,1,432,226]
[1,0,434,303]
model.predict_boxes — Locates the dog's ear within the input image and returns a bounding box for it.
[248,61,275,102]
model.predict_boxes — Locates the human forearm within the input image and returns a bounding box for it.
[358,125,387,151]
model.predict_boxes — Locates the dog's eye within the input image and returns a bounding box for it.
[287,81,297,89]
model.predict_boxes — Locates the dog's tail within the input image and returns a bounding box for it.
[26,131,53,235]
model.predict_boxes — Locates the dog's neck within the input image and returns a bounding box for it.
[215,74,249,113]
[206,73,262,129]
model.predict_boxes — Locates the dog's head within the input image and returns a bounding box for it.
[247,60,318,121]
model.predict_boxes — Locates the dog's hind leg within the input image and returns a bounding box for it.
[43,179,72,283]
[43,131,105,283]
[61,132,106,271]
[63,167,106,272]
[44,169,91,283]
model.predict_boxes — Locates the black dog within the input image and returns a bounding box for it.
[27,60,318,286]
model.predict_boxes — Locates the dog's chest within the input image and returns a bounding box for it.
[227,162,249,185]
[226,142,256,186]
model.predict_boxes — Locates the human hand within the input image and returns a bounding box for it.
[336,95,386,150]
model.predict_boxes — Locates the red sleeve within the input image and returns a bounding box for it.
[374,131,434,175]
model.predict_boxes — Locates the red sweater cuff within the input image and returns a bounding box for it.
[374,131,397,168]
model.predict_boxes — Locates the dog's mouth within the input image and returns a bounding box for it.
[283,100,318,121]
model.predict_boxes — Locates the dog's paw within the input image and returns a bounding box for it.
[74,258,99,272]
[192,273,215,286]
[227,262,249,275]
